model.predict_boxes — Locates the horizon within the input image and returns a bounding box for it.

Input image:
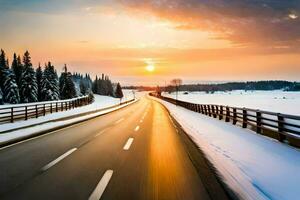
[1,0,300,85]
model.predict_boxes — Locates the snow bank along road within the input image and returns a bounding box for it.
[152,96,300,200]
[0,96,228,200]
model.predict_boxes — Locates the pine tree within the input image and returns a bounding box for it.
[115,83,124,99]
[0,49,8,89]
[11,53,23,88]
[3,68,20,104]
[41,62,60,101]
[0,89,3,105]
[59,64,76,99]
[36,64,43,101]
[80,79,87,95]
[20,51,38,103]
[92,76,98,94]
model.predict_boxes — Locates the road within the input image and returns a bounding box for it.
[0,96,228,200]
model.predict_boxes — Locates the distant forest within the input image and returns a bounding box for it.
[0,49,123,105]
[124,80,300,92]
[173,81,300,92]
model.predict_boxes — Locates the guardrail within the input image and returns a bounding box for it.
[150,93,300,147]
[0,96,93,124]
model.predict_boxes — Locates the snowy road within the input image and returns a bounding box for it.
[0,97,228,200]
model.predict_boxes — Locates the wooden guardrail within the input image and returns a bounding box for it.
[150,93,300,147]
[0,96,93,124]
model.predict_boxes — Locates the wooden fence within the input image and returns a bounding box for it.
[150,93,300,147]
[0,96,93,124]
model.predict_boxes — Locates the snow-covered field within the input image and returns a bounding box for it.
[163,91,300,115]
[0,90,137,133]
[152,96,300,200]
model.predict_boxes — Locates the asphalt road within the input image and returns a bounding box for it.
[0,96,229,200]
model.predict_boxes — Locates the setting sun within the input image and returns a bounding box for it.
[146,65,155,72]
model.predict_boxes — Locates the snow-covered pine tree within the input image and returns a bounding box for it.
[0,89,3,105]
[104,75,114,96]
[20,51,38,103]
[59,64,76,100]
[115,83,124,99]
[2,68,20,104]
[92,76,98,94]
[11,53,23,88]
[80,79,87,95]
[41,62,60,101]
[36,64,43,101]
[0,49,9,89]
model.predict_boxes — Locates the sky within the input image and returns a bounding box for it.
[0,0,300,86]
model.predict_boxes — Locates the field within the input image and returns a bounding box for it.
[163,90,300,115]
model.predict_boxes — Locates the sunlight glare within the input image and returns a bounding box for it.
[146,65,155,72]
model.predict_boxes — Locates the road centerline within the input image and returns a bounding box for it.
[89,170,113,200]
[114,118,124,125]
[134,126,140,132]
[123,138,134,150]
[41,148,77,171]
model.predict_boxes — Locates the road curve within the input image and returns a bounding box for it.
[0,96,228,200]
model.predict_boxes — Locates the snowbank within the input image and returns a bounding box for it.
[152,96,300,200]
[163,91,300,115]
[0,99,137,146]
[0,90,136,133]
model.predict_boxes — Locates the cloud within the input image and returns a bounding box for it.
[118,0,300,45]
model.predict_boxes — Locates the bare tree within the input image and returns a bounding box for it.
[170,78,182,104]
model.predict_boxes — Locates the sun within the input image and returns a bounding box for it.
[146,65,155,72]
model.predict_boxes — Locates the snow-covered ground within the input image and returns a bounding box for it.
[163,91,300,115]
[152,96,300,200]
[0,90,137,133]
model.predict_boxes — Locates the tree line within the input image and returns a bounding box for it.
[0,49,124,105]
[164,80,300,93]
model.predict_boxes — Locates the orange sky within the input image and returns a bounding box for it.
[1,0,300,85]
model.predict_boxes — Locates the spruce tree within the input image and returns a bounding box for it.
[59,64,76,99]
[41,62,59,101]
[0,49,8,89]
[3,68,20,104]
[0,88,3,105]
[115,83,124,99]
[36,64,43,101]
[80,79,87,95]
[11,53,23,88]
[20,51,38,103]
[92,76,98,94]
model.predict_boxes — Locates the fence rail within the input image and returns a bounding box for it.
[150,93,300,146]
[0,96,93,124]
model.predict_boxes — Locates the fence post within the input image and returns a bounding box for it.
[219,106,223,120]
[25,106,28,120]
[204,105,207,115]
[216,106,219,118]
[225,107,230,122]
[212,105,217,118]
[43,104,46,116]
[36,105,38,118]
[242,108,247,128]
[69,101,71,110]
[208,105,211,117]
[233,108,237,125]
[65,102,68,110]
[56,102,58,112]
[256,111,262,134]
[277,114,286,142]
[11,107,14,123]
[50,103,53,113]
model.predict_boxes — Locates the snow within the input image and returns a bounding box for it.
[0,90,136,133]
[151,96,300,200]
[163,91,300,115]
